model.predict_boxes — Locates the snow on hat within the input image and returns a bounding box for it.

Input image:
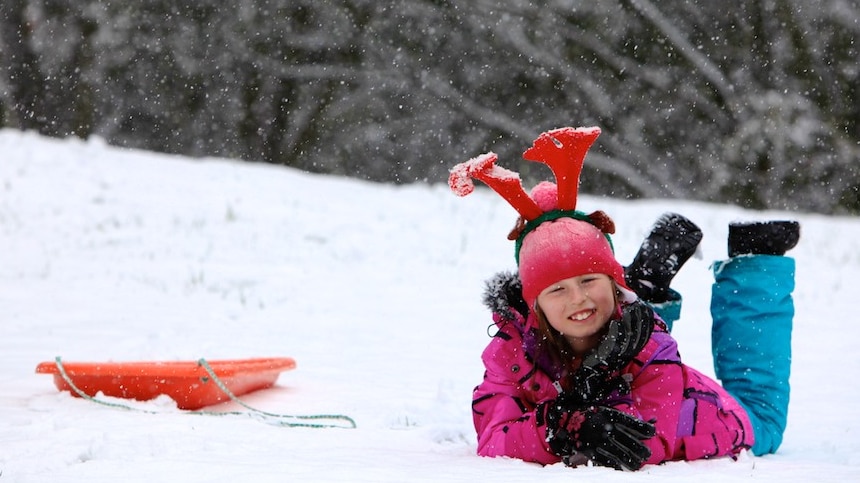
[448,126,632,309]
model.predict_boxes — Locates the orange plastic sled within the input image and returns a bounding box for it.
[36,357,296,410]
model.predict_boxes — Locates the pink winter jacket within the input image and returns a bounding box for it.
[472,301,754,466]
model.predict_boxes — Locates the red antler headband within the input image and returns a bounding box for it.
[449,126,616,262]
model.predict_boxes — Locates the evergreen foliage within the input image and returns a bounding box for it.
[1,0,857,213]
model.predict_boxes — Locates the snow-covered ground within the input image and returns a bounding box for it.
[2,129,859,482]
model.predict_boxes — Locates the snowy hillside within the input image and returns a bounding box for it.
[1,129,859,482]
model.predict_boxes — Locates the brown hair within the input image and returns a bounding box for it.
[533,304,578,376]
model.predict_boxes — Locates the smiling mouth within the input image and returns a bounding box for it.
[569,309,596,321]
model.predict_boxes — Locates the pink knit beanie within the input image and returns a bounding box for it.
[449,126,631,309]
[518,217,626,309]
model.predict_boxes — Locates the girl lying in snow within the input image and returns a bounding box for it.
[449,127,799,470]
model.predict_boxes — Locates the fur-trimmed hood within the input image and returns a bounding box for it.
[482,271,530,324]
[481,270,565,378]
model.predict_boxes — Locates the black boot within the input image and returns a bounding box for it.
[625,213,703,303]
[728,221,800,257]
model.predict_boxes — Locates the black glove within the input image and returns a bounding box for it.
[537,401,655,471]
[571,300,656,403]
[585,300,655,372]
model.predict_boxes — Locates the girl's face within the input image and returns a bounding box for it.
[536,273,617,355]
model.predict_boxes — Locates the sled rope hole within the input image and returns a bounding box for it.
[53,356,356,429]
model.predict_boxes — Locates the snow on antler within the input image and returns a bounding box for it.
[448,152,543,220]
[449,126,601,221]
[522,126,600,211]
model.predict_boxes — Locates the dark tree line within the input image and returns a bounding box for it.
[1,0,858,214]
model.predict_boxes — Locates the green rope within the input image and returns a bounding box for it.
[53,356,356,429]
[195,358,356,428]
[54,355,143,411]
